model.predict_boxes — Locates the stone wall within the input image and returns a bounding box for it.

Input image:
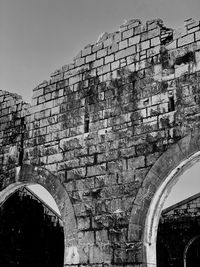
[0,91,29,187]
[1,18,200,266]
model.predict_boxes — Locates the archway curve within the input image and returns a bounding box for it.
[0,164,79,265]
[0,184,64,267]
[183,235,200,267]
[128,127,200,267]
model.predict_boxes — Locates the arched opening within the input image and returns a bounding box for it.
[156,161,200,267]
[143,151,200,267]
[156,242,170,267]
[0,184,65,267]
[184,236,200,267]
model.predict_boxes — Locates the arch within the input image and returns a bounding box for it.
[0,186,64,267]
[184,235,200,267]
[0,164,79,265]
[128,127,200,267]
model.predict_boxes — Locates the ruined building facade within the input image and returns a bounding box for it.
[1,18,200,266]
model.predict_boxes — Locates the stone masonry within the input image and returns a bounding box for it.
[1,18,200,266]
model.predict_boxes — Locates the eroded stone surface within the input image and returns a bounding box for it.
[1,18,200,266]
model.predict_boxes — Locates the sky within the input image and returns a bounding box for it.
[1,0,200,102]
[1,0,200,210]
[164,162,200,208]
[27,184,61,215]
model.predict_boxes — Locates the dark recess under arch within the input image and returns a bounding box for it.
[0,187,64,267]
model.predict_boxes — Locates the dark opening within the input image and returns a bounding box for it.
[174,52,195,66]
[186,237,200,267]
[168,95,175,111]
[0,187,64,267]
[157,204,200,267]
[84,111,90,133]
[156,243,170,267]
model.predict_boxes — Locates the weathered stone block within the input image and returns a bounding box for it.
[122,28,133,40]
[127,156,145,170]
[87,164,107,177]
[66,167,87,180]
[178,33,195,47]
[115,45,136,60]
[119,39,128,50]
[97,64,111,75]
[93,58,103,68]
[86,53,96,63]
[151,37,160,47]
[105,55,114,64]
[129,35,140,46]
[107,42,119,55]
[77,216,90,230]
[141,40,150,50]
[47,153,63,164]
[75,57,85,67]
[82,45,92,56]
[195,31,200,41]
[97,48,107,59]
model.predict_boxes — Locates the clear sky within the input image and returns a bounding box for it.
[1,0,200,102]
[27,184,61,215]
[1,0,200,210]
[163,162,200,208]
